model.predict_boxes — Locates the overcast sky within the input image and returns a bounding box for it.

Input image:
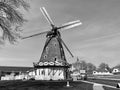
[1,0,120,67]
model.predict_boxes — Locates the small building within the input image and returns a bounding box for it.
[93,69,112,75]
[112,68,120,74]
[0,66,33,79]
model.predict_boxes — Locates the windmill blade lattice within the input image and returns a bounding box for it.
[22,31,49,39]
[40,7,55,28]
[60,38,74,57]
[58,20,82,30]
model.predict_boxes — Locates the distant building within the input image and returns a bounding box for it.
[0,66,33,76]
[112,68,120,74]
[93,69,112,75]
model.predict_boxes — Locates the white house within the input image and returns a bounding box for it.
[112,68,120,74]
[93,69,112,75]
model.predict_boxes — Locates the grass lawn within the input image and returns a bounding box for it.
[90,74,120,79]
[0,80,93,90]
[0,80,118,90]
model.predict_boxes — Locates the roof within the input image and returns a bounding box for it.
[0,66,33,72]
[39,37,67,65]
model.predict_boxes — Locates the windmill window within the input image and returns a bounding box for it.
[44,55,47,59]
[54,56,58,61]
[54,43,57,47]
[54,57,57,61]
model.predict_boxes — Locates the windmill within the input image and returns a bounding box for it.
[22,7,82,80]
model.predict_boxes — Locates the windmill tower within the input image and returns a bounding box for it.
[23,7,82,80]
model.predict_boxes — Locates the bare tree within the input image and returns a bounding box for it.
[0,0,29,44]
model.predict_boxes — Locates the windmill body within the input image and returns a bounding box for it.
[23,7,82,80]
[34,29,70,80]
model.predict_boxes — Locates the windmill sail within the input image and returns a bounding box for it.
[22,31,49,39]
[40,7,55,27]
[58,20,82,30]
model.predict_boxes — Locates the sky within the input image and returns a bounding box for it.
[1,0,120,67]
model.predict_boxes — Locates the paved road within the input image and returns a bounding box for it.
[87,78,120,87]
[80,80,119,90]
